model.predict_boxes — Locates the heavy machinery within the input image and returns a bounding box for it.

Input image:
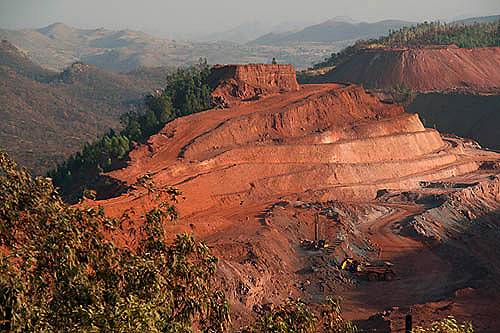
[300,213,330,250]
[300,239,329,250]
[341,258,396,281]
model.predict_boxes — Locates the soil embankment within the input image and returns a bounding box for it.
[313,45,500,92]
[92,65,500,331]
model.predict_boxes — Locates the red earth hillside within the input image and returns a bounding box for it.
[93,64,500,331]
[314,45,500,92]
[209,64,300,105]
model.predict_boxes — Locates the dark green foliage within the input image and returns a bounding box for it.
[380,21,500,48]
[0,150,230,332]
[314,21,500,69]
[163,62,213,117]
[319,298,358,333]
[246,299,316,333]
[49,61,213,201]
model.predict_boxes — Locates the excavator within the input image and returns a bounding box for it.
[341,258,396,282]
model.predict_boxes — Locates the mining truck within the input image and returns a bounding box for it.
[341,259,396,281]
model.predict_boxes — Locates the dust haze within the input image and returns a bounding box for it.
[1,0,499,38]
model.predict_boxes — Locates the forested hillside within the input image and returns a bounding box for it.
[0,40,170,174]
[48,62,213,201]
[314,21,500,69]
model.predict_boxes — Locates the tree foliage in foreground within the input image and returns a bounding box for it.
[414,316,474,333]
[49,61,213,201]
[240,297,357,333]
[0,150,229,332]
[314,21,500,69]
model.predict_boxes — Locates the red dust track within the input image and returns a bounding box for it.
[89,64,500,331]
[340,203,470,321]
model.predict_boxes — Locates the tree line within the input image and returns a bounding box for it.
[314,20,500,69]
[48,60,213,201]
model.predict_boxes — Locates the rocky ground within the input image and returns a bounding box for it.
[90,65,500,331]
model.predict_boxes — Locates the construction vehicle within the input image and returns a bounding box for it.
[341,259,396,281]
[300,213,330,250]
[300,239,330,251]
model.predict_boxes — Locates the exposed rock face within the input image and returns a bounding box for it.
[209,64,300,104]
[104,81,482,214]
[93,66,500,329]
[315,46,500,92]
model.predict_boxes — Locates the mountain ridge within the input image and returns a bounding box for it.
[0,23,340,71]
[0,40,169,173]
[250,19,416,45]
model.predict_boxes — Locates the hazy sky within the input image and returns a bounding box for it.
[1,0,499,38]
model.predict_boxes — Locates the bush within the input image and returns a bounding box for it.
[240,297,357,333]
[414,316,474,333]
[0,150,230,332]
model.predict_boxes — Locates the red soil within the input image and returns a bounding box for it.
[210,64,300,105]
[315,46,500,92]
[92,65,500,331]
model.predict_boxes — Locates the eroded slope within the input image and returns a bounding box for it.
[314,45,500,92]
[93,65,500,330]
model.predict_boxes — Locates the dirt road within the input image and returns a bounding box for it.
[340,203,470,320]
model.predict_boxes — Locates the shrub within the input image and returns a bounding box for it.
[240,297,356,333]
[414,316,474,333]
[0,150,230,332]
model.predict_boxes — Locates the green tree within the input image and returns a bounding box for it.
[413,316,473,333]
[240,297,356,333]
[312,20,500,70]
[49,61,214,201]
[0,150,230,332]
[241,299,316,333]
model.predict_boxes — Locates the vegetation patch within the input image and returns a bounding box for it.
[314,21,500,69]
[49,61,213,201]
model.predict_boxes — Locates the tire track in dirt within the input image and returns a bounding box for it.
[340,203,467,320]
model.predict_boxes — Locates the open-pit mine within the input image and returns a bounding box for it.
[93,64,500,331]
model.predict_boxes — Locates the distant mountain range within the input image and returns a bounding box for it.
[0,23,197,72]
[1,15,498,73]
[453,14,500,25]
[0,23,341,72]
[193,20,314,44]
[250,19,416,45]
[0,40,170,174]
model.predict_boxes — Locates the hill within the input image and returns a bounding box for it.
[453,14,500,25]
[85,65,500,330]
[0,40,169,174]
[0,39,55,81]
[251,19,415,45]
[311,45,500,92]
[193,20,311,44]
[311,20,500,70]
[0,23,341,71]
